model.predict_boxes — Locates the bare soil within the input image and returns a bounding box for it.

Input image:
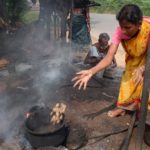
[0,20,150,150]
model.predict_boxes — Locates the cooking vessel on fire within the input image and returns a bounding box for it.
[24,105,69,148]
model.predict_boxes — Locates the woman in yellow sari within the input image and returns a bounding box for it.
[72,4,150,117]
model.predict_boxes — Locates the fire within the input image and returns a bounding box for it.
[25,112,31,118]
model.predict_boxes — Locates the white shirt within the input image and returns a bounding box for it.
[89,45,105,59]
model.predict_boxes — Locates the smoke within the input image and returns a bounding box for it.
[0,34,73,145]
[0,1,76,146]
[0,94,24,140]
[0,96,11,137]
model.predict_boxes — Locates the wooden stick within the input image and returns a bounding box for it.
[119,112,137,150]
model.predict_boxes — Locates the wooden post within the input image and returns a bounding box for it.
[69,0,74,43]
[136,39,150,150]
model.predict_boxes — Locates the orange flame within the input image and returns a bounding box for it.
[25,112,31,118]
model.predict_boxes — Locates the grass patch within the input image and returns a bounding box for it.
[22,10,39,24]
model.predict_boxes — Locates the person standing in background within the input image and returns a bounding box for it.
[71,0,91,50]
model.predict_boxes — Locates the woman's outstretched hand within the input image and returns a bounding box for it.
[72,69,93,90]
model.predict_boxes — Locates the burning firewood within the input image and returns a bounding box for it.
[0,59,9,69]
[50,103,66,125]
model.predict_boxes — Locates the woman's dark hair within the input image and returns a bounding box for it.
[116,4,143,24]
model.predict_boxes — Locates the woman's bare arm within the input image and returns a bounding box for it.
[72,44,119,90]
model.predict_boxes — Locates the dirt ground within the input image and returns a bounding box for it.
[0,19,150,150]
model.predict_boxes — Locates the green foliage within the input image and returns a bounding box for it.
[92,0,150,15]
[6,0,29,23]
[22,10,39,24]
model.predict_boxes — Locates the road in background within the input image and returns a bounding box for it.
[90,13,125,68]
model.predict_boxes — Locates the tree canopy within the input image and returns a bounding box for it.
[0,0,150,29]
[0,0,28,28]
[94,0,150,16]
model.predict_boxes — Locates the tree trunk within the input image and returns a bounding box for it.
[0,0,7,20]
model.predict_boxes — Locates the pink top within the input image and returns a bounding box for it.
[112,17,150,45]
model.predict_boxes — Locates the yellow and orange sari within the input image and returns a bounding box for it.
[117,20,150,109]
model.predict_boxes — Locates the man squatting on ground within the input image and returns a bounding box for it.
[84,33,117,78]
